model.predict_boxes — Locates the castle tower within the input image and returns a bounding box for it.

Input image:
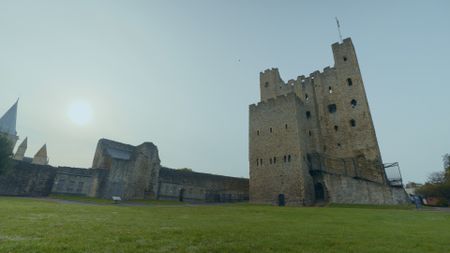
[32,144,49,165]
[13,137,28,161]
[249,38,402,206]
[0,99,19,151]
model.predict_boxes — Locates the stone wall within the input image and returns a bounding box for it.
[158,167,248,202]
[0,160,56,196]
[322,173,410,204]
[51,167,105,197]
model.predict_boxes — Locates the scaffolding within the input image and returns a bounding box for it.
[384,162,403,187]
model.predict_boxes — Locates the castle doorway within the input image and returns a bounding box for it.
[179,189,185,202]
[278,194,285,206]
[314,183,325,201]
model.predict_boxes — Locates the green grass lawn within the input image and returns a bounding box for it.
[0,197,449,253]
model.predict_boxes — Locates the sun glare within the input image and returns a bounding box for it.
[67,100,93,126]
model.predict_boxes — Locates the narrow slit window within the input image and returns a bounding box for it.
[334,125,338,131]
[256,159,259,166]
[347,78,353,86]
[270,127,273,133]
[328,86,333,94]
[285,124,288,129]
[269,158,272,164]
[351,99,357,108]
[257,130,260,136]
[288,155,291,162]
[328,104,337,113]
[305,94,309,100]
[308,130,312,136]
[284,155,287,162]
[260,159,263,165]
[350,119,356,127]
[273,157,277,164]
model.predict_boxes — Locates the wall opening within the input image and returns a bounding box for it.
[179,189,185,202]
[314,183,325,201]
[288,155,291,162]
[270,127,273,133]
[308,130,312,136]
[257,130,260,136]
[278,194,285,206]
[260,159,263,165]
[264,81,269,88]
[284,155,287,163]
[343,56,348,61]
[347,78,353,86]
[351,99,357,108]
[328,104,337,113]
[305,94,309,100]
[285,124,288,129]
[256,159,259,166]
[273,157,277,164]
[350,119,356,127]
[306,111,311,119]
[334,125,338,131]
[328,86,333,94]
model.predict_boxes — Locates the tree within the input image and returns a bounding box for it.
[416,154,450,206]
[0,135,13,175]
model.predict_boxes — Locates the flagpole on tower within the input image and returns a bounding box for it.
[335,17,343,43]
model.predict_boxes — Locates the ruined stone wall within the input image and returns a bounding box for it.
[0,160,56,196]
[92,139,160,200]
[158,167,248,202]
[249,94,314,205]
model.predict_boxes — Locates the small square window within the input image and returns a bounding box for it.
[328,104,337,113]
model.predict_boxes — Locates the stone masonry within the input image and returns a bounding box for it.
[249,38,409,206]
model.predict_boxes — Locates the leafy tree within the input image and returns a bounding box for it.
[416,154,450,206]
[0,135,13,175]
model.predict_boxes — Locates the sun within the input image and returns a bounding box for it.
[67,100,93,126]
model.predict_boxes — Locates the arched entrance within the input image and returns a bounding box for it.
[314,183,325,201]
[278,194,285,206]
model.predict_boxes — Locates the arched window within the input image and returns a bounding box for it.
[347,78,353,86]
[351,99,357,108]
[350,119,356,127]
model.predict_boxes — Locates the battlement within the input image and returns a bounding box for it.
[250,92,300,111]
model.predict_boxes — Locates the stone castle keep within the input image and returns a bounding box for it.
[249,38,408,205]
[1,37,408,205]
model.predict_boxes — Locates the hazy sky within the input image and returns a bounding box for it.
[1,0,449,183]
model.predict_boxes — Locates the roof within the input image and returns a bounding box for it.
[0,99,18,136]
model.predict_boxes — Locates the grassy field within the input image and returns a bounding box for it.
[0,197,449,253]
